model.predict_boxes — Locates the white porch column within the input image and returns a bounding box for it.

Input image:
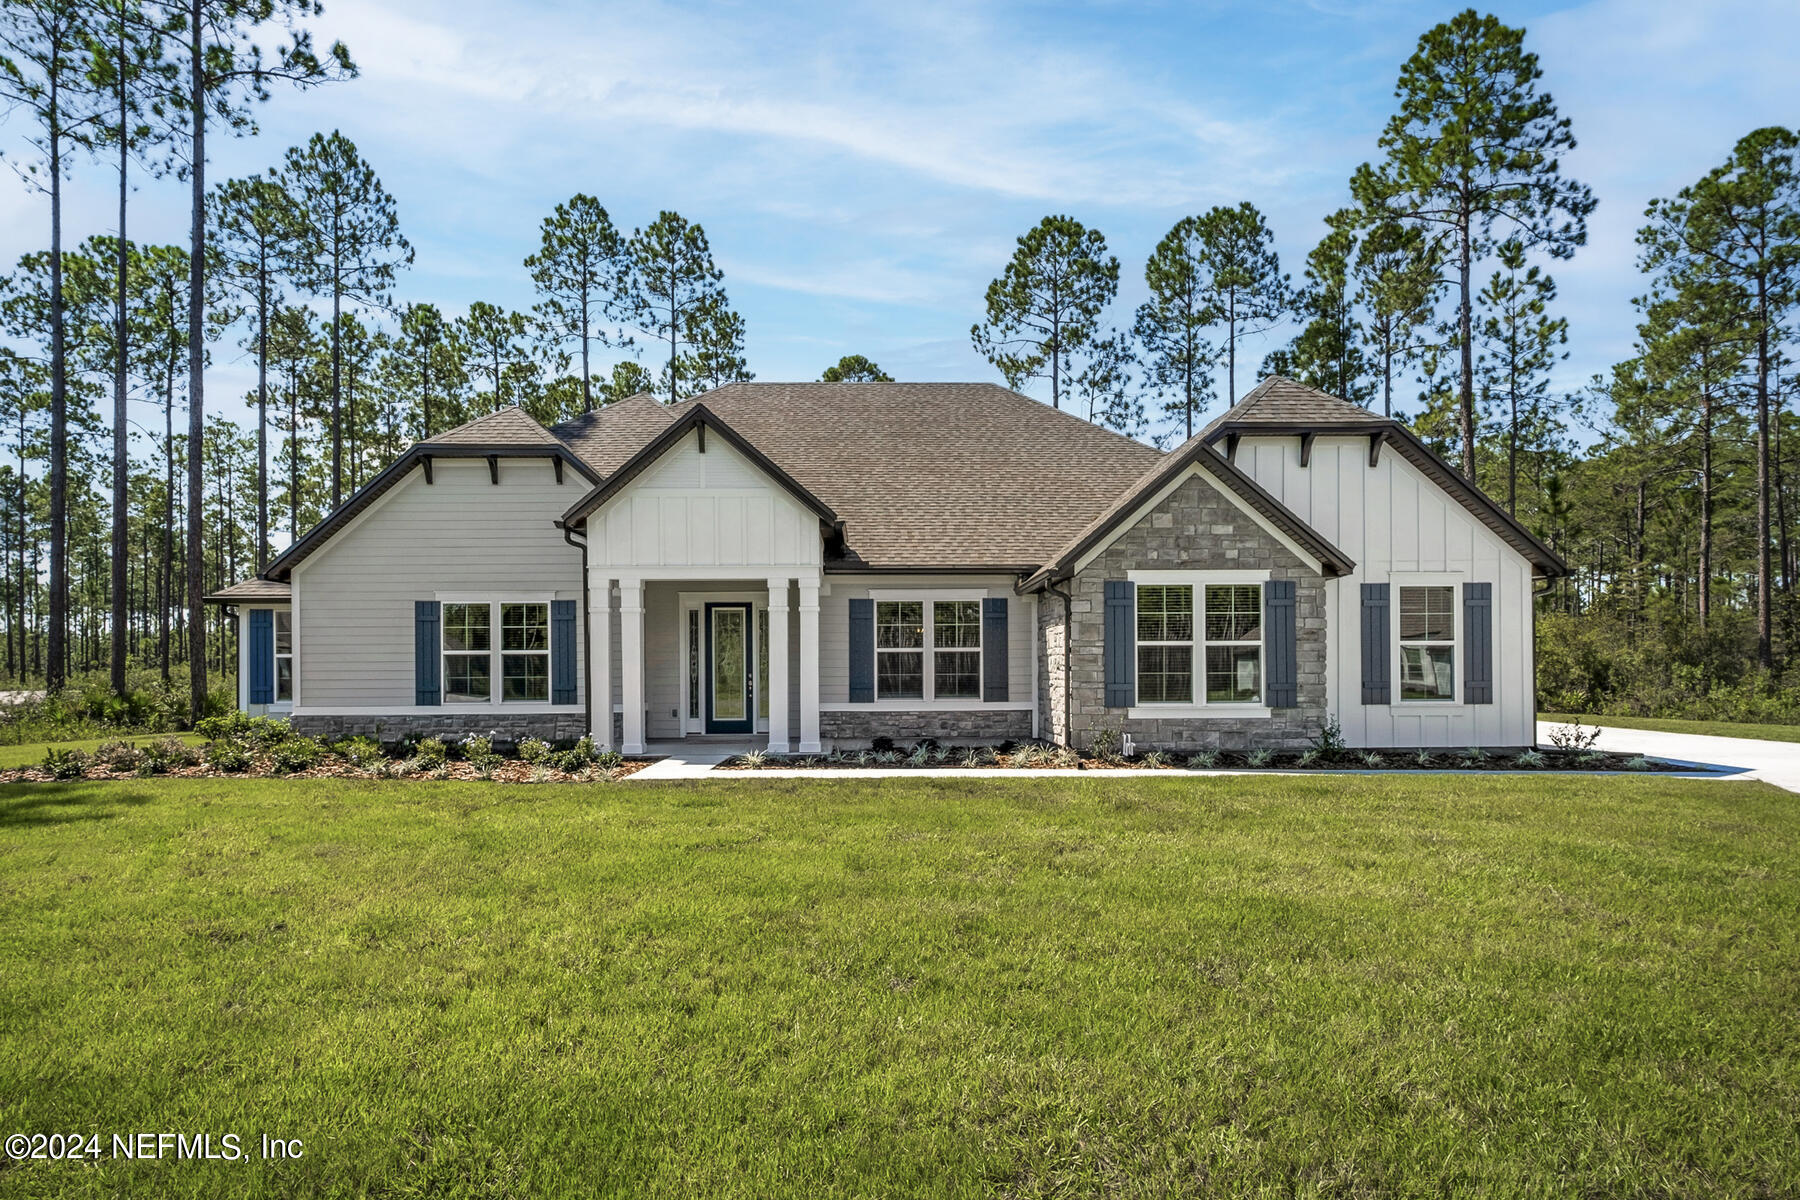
[766,578,790,754]
[798,577,821,753]
[587,568,612,750]
[619,577,645,755]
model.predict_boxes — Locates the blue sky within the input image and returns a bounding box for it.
[7,0,1799,443]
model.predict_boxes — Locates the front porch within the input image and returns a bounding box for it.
[589,571,822,756]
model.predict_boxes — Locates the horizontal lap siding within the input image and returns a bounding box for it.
[295,459,584,709]
[819,575,1033,706]
[1237,435,1535,748]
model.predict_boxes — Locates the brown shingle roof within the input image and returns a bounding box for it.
[550,393,677,475]
[564,382,1165,570]
[203,578,291,604]
[423,405,561,447]
[1200,375,1380,436]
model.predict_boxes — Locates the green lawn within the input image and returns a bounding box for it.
[1542,711,1800,744]
[0,733,202,769]
[2,775,1797,1198]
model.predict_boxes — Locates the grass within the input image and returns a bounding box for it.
[2,774,1797,1198]
[0,733,202,769]
[1542,711,1800,744]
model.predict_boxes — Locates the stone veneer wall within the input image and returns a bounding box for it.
[1048,473,1329,752]
[820,709,1033,746]
[292,712,590,747]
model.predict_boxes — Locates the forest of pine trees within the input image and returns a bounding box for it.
[1,3,1796,726]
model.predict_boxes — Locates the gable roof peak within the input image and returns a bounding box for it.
[421,404,559,447]
[1205,375,1384,435]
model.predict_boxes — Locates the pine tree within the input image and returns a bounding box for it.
[623,212,726,404]
[1476,239,1567,513]
[1188,203,1288,406]
[1353,10,1593,480]
[971,215,1118,410]
[1134,217,1218,439]
[526,194,628,413]
[820,355,892,383]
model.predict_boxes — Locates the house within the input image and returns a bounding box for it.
[205,377,1565,753]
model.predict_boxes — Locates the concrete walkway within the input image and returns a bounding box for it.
[1537,720,1800,793]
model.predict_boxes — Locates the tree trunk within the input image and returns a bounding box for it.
[1756,273,1774,670]
[161,378,173,683]
[187,2,209,723]
[1457,210,1476,481]
[110,11,130,696]
[257,276,269,572]
[47,69,68,693]
[1699,383,1713,630]
[330,236,342,509]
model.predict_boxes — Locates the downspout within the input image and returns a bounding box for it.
[560,519,591,737]
[1044,579,1074,748]
[1532,572,1556,748]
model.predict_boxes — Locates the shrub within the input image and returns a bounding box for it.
[150,736,200,768]
[1310,714,1347,756]
[1186,750,1219,769]
[414,737,448,770]
[1246,748,1272,768]
[517,737,551,764]
[1513,749,1547,768]
[337,736,385,769]
[194,712,293,748]
[205,741,252,772]
[462,735,503,772]
[42,747,89,780]
[270,735,325,774]
[94,740,143,772]
[1088,726,1122,763]
[1297,748,1320,767]
[1141,750,1168,769]
[1547,720,1602,752]
[738,749,768,769]
[1360,751,1385,768]
[591,749,623,770]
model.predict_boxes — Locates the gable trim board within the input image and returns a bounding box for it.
[263,443,598,583]
[561,404,839,532]
[1202,420,1566,578]
[1021,450,1356,594]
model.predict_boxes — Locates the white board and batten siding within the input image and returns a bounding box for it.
[1235,434,1537,748]
[586,431,822,571]
[292,458,585,711]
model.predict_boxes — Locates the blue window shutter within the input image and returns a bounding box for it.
[1360,583,1390,705]
[415,600,441,706]
[1103,580,1135,707]
[848,597,874,703]
[1464,582,1493,704]
[248,608,273,704]
[981,597,1009,702]
[551,599,578,705]
[1264,579,1297,707]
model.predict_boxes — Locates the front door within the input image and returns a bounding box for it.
[705,602,754,733]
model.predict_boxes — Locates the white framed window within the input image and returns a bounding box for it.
[274,610,294,703]
[1135,584,1193,703]
[873,596,984,702]
[876,600,925,699]
[933,600,982,699]
[1202,584,1262,703]
[1398,585,1455,701]
[500,602,550,702]
[1131,573,1266,709]
[441,600,555,705]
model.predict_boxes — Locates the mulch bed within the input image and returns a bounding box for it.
[1,758,653,785]
[719,747,1689,773]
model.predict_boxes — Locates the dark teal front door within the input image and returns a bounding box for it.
[705,603,754,734]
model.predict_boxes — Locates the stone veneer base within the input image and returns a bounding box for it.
[291,713,590,747]
[820,709,1035,747]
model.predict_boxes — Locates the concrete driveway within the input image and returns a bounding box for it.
[1537,720,1800,793]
